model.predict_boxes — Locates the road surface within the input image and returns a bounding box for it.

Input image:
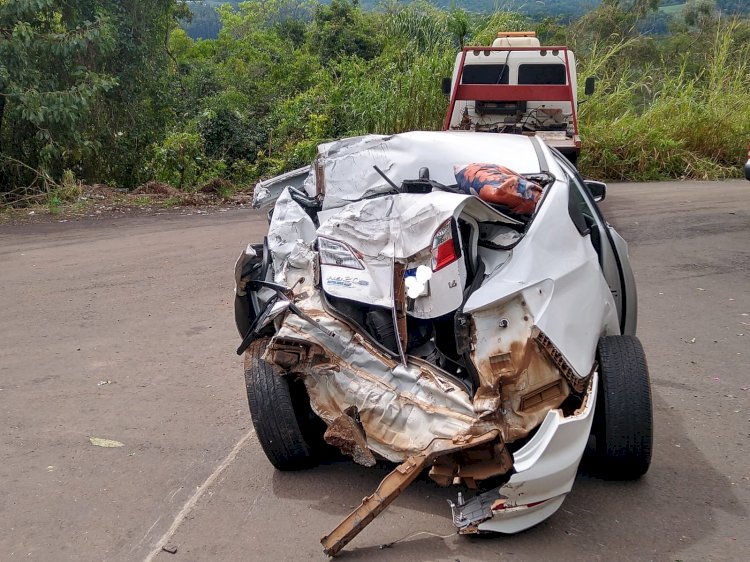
[1,180,748,561]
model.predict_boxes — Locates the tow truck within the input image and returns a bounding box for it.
[443,32,595,165]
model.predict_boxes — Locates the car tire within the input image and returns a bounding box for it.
[592,335,653,480]
[244,337,322,471]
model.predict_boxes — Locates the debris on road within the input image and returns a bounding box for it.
[89,437,124,448]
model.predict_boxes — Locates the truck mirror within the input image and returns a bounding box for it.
[585,76,597,96]
[441,77,452,96]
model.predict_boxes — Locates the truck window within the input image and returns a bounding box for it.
[518,64,567,85]
[461,64,510,85]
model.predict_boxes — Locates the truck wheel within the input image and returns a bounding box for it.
[244,338,323,471]
[592,335,653,480]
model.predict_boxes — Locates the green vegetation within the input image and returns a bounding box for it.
[659,3,685,15]
[579,24,750,179]
[0,0,187,203]
[2,0,749,206]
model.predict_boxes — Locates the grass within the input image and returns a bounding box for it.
[132,195,154,207]
[659,4,686,15]
[577,26,750,180]
[162,196,184,208]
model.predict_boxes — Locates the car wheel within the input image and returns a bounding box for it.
[592,335,653,480]
[244,337,324,470]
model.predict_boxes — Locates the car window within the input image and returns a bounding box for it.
[567,179,592,236]
[569,177,598,223]
[554,152,601,218]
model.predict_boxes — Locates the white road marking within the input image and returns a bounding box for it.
[142,430,255,562]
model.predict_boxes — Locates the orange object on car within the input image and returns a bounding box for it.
[454,163,543,215]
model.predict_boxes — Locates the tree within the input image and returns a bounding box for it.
[0,0,117,193]
[309,0,381,64]
[0,0,186,196]
[82,1,186,187]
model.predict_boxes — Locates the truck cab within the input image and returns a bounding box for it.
[443,32,585,165]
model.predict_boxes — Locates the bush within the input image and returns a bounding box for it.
[147,132,206,190]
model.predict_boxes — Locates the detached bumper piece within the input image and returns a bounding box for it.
[321,431,500,557]
[449,374,597,535]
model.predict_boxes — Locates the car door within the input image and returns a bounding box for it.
[554,154,637,336]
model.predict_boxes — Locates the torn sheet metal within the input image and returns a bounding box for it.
[266,188,317,286]
[464,162,620,379]
[269,299,493,462]
[323,407,376,467]
[252,165,310,209]
[469,292,572,441]
[308,131,542,210]
[317,191,518,259]
[451,374,598,535]
[317,191,519,317]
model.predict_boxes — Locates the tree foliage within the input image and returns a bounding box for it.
[2,0,750,201]
[0,0,183,197]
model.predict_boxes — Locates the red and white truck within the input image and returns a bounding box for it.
[443,32,594,165]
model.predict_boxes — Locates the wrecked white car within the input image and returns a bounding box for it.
[234,131,652,556]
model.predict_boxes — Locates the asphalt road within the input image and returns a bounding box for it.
[1,180,748,562]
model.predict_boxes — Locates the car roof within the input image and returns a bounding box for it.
[314,131,544,210]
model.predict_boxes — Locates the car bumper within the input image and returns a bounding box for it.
[450,373,598,534]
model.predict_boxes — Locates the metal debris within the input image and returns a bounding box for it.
[323,407,376,467]
[321,431,499,557]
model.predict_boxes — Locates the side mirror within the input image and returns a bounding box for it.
[441,77,452,96]
[584,180,607,202]
[584,76,597,96]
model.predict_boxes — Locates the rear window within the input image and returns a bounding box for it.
[462,64,509,85]
[518,64,567,85]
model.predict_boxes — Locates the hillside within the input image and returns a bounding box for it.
[182,0,600,39]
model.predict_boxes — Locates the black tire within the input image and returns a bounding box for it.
[592,335,653,480]
[244,338,321,471]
